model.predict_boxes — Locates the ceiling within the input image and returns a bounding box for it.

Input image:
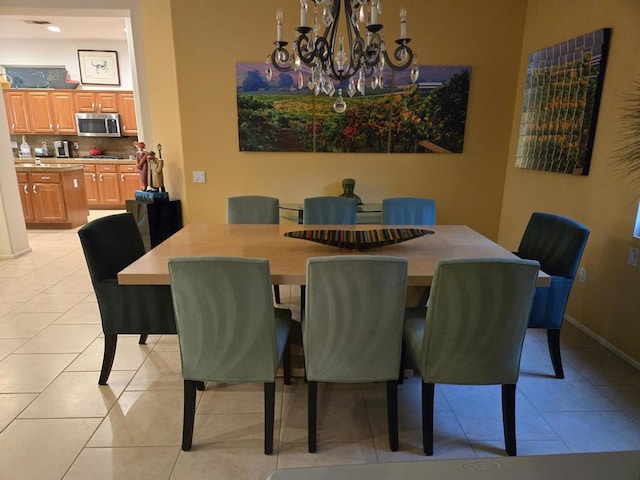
[0,15,127,41]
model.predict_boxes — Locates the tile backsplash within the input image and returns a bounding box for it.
[10,134,139,159]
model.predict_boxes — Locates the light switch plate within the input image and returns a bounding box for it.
[192,171,206,183]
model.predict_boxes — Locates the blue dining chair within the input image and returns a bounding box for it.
[514,212,590,379]
[402,258,540,456]
[227,195,282,303]
[168,256,292,454]
[303,196,357,225]
[304,255,408,453]
[382,197,436,225]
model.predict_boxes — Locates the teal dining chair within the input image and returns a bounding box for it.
[303,196,357,225]
[514,212,590,378]
[78,213,177,385]
[382,197,436,225]
[304,255,408,453]
[402,258,540,456]
[227,195,282,303]
[168,256,292,454]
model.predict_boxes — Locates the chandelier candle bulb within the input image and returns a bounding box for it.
[400,7,407,38]
[371,3,378,24]
[276,8,283,42]
[300,0,308,27]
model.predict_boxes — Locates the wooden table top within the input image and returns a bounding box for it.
[117,224,550,287]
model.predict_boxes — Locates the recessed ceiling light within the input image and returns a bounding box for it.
[47,26,61,33]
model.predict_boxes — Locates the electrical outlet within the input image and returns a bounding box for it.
[629,247,638,267]
[192,171,206,183]
[578,267,587,283]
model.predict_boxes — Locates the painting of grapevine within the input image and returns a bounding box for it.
[236,63,471,153]
[515,28,611,175]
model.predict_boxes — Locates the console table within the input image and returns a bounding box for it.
[125,199,182,251]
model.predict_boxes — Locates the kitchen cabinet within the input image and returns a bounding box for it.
[15,166,88,228]
[50,92,77,134]
[4,90,32,134]
[118,163,141,200]
[96,164,122,207]
[74,91,118,113]
[27,91,56,134]
[82,161,139,208]
[29,91,77,134]
[117,93,138,136]
[83,164,99,206]
[16,172,34,222]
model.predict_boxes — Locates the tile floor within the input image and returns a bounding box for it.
[0,211,639,479]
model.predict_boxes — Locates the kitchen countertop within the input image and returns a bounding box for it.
[15,157,136,165]
[15,163,86,173]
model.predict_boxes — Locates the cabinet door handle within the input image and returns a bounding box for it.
[92,173,96,181]
[92,103,95,110]
[49,124,53,130]
[32,185,37,194]
[23,184,28,194]
[99,174,103,182]
[99,103,102,111]
[56,124,60,130]
[11,123,15,130]
[120,174,125,182]
[123,126,127,132]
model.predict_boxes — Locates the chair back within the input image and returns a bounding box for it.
[168,256,281,382]
[382,197,436,225]
[516,212,589,279]
[78,212,146,283]
[417,258,539,385]
[303,196,357,225]
[304,255,408,382]
[227,195,279,224]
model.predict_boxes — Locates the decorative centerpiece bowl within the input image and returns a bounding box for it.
[284,228,434,250]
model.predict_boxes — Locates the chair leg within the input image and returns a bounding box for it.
[182,380,197,451]
[138,334,148,345]
[264,382,276,455]
[99,334,117,385]
[547,329,565,379]
[386,380,399,451]
[502,384,517,456]
[398,339,406,385]
[308,381,318,453]
[273,285,281,304]
[422,382,435,455]
[283,335,291,386]
[195,381,206,391]
[300,285,306,311]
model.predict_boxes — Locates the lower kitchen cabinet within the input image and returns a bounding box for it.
[16,168,88,228]
[83,162,140,208]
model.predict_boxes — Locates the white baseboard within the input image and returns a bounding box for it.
[565,314,640,372]
[0,247,32,259]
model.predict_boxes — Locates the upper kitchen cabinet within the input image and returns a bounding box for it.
[50,92,77,134]
[117,93,138,136]
[74,91,118,113]
[26,91,56,134]
[4,90,32,134]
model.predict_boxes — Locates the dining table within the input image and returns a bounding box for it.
[117,223,550,287]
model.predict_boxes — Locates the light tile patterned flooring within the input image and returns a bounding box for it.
[0,211,639,479]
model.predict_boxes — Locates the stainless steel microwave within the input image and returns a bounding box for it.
[75,113,121,137]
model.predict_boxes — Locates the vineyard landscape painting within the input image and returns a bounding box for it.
[236,62,471,153]
[515,28,611,175]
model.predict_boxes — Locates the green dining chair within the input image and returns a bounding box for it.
[514,212,590,378]
[303,196,357,225]
[227,195,282,303]
[78,213,177,385]
[304,255,408,453]
[382,197,436,225]
[402,258,540,456]
[168,256,292,454]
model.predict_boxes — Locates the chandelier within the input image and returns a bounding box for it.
[266,0,419,112]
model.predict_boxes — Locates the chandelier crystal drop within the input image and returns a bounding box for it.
[267,0,419,112]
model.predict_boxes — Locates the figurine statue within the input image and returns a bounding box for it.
[133,141,149,190]
[339,178,363,205]
[146,150,165,192]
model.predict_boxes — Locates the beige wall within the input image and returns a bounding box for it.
[499,0,640,363]
[167,0,527,235]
